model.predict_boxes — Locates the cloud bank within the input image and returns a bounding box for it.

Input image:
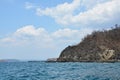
[36,0,120,27]
[0,25,93,48]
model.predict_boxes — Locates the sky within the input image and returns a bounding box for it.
[0,0,120,60]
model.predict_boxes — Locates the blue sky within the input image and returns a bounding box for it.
[0,0,120,60]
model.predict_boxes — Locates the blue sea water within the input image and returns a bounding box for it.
[0,62,120,80]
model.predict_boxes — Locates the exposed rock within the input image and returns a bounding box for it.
[57,25,120,62]
[99,48,114,61]
[47,58,57,62]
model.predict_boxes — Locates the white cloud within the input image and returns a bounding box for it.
[14,25,47,36]
[51,28,93,47]
[36,0,81,25]
[36,0,80,16]
[0,25,93,48]
[0,25,51,47]
[72,0,120,25]
[36,0,120,27]
[81,0,111,10]
[52,28,79,38]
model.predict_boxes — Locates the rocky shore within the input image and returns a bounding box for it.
[46,58,57,62]
[57,25,120,62]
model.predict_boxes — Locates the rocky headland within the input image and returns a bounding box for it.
[57,25,120,62]
[46,58,57,62]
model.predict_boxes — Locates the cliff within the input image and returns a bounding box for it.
[57,25,120,62]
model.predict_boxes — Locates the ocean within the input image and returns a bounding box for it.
[0,62,120,80]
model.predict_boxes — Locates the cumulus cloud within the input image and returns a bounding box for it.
[52,28,92,39]
[0,25,51,47]
[72,0,120,26]
[36,0,120,27]
[14,25,47,36]
[36,0,80,16]
[80,0,111,10]
[0,25,93,48]
[52,28,79,38]
[36,0,81,25]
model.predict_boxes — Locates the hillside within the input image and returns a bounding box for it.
[57,25,120,62]
[0,59,20,62]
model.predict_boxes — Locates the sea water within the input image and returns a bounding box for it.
[0,62,120,80]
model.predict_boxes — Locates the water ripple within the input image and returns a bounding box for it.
[0,62,120,80]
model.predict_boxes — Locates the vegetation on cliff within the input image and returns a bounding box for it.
[57,25,120,62]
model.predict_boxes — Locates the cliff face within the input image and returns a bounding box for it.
[57,25,120,62]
